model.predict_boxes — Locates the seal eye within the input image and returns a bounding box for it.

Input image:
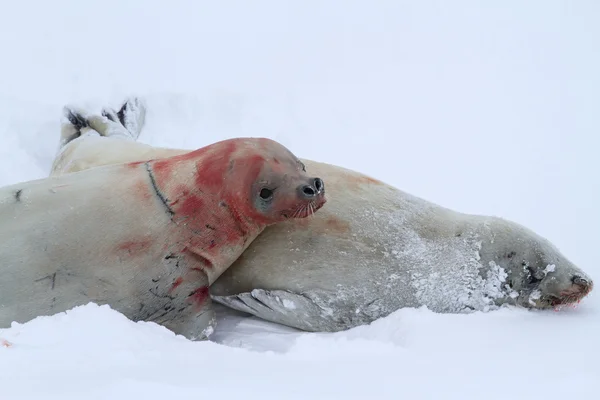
[259,188,274,200]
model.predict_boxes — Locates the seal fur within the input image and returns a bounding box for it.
[1,116,326,339]
[49,98,594,332]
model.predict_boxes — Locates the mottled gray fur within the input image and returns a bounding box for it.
[211,160,593,331]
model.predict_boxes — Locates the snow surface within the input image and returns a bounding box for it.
[1,1,599,399]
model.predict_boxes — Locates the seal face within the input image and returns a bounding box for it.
[0,119,325,340]
[47,98,593,333]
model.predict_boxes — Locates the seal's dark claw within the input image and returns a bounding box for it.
[101,108,118,123]
[116,97,146,139]
[63,107,88,130]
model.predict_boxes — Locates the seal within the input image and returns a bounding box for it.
[50,97,594,333]
[0,109,326,340]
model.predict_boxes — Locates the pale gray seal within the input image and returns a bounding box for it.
[0,102,326,339]
[49,97,594,333]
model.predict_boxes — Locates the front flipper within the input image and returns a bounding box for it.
[212,289,340,333]
[138,253,216,341]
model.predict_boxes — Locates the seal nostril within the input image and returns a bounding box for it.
[572,275,588,286]
[314,178,324,192]
[302,186,316,197]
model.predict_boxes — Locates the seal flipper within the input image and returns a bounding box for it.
[100,97,146,140]
[143,253,216,341]
[58,106,93,149]
[117,97,146,138]
[212,289,338,333]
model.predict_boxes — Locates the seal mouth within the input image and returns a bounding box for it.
[537,276,594,310]
[284,197,327,219]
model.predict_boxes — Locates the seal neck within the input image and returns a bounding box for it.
[145,157,267,284]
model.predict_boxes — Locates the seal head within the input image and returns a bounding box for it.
[478,219,593,310]
[145,137,327,285]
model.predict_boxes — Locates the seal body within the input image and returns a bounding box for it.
[211,160,593,331]
[1,128,326,339]
[48,98,593,332]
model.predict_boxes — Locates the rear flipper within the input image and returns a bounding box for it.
[101,96,146,140]
[60,97,147,147]
[58,106,97,150]
[86,97,146,141]
[212,289,339,333]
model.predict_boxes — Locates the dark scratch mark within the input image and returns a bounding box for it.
[51,272,56,290]
[97,277,112,285]
[35,273,56,285]
[14,189,22,202]
[145,162,175,218]
[152,310,170,321]
[148,288,176,300]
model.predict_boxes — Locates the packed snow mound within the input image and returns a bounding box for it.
[1,302,598,400]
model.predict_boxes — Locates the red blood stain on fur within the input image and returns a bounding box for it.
[194,141,238,188]
[133,180,152,201]
[189,287,209,307]
[126,161,144,169]
[357,175,383,185]
[117,239,152,256]
[152,158,174,182]
[168,185,190,207]
[184,250,214,270]
[178,195,204,217]
[170,277,184,292]
[325,216,351,234]
[1,339,12,348]
[197,256,213,269]
[149,139,310,267]
[294,216,350,235]
[344,173,385,190]
[220,200,250,240]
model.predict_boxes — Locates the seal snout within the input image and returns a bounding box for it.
[571,275,593,296]
[299,177,325,199]
[547,274,594,308]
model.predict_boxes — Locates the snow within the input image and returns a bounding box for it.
[0,1,599,399]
